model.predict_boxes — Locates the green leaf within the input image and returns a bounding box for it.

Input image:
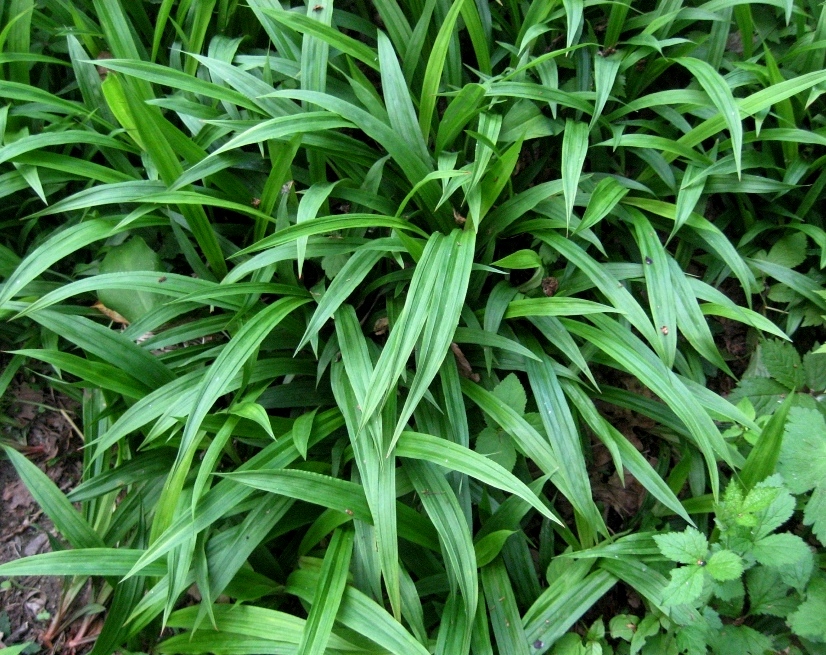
[292,409,317,460]
[289,568,430,655]
[752,533,812,568]
[492,373,527,418]
[609,615,639,642]
[177,296,310,477]
[491,249,542,269]
[561,120,589,231]
[96,236,163,323]
[628,208,676,366]
[481,558,531,655]
[475,427,517,472]
[298,247,385,351]
[396,431,557,522]
[804,485,826,547]
[405,458,477,618]
[577,177,628,233]
[778,407,826,494]
[705,550,744,581]
[739,392,795,491]
[296,527,354,655]
[419,0,468,139]
[653,528,708,565]
[265,9,380,70]
[761,340,805,390]
[0,220,115,308]
[27,309,175,390]
[767,232,808,269]
[788,577,826,641]
[378,30,430,168]
[706,624,774,655]
[674,58,743,177]
[229,402,275,440]
[662,565,704,606]
[504,297,620,319]
[0,549,165,578]
[804,350,826,392]
[474,531,516,568]
[746,567,797,617]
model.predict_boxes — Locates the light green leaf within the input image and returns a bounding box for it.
[706,550,744,582]
[561,120,589,231]
[654,528,708,565]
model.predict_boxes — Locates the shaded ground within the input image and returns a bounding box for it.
[1,381,94,653]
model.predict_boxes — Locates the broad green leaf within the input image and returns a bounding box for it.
[396,431,558,523]
[27,309,175,389]
[505,297,620,319]
[97,236,164,323]
[296,527,354,655]
[706,550,744,581]
[561,120,589,231]
[265,9,380,70]
[419,0,468,139]
[474,531,515,568]
[0,549,166,578]
[405,458,477,618]
[577,177,628,233]
[654,527,708,565]
[0,220,115,308]
[740,393,795,491]
[628,208,676,367]
[288,569,430,655]
[177,296,310,473]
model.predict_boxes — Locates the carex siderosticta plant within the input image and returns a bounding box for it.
[1,0,826,652]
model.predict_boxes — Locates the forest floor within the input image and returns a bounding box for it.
[1,381,95,654]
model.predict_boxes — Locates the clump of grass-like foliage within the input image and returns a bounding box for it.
[1,0,826,652]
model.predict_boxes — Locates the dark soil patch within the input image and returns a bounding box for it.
[1,381,95,654]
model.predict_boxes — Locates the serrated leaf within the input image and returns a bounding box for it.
[705,550,743,581]
[492,373,527,419]
[788,577,826,641]
[475,427,517,472]
[804,351,826,392]
[803,484,826,546]
[761,340,805,390]
[778,407,826,494]
[746,568,797,617]
[654,528,708,565]
[662,565,704,606]
[728,378,790,415]
[752,533,811,568]
[706,624,773,655]
[767,232,808,269]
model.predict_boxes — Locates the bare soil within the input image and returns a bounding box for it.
[1,381,95,653]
